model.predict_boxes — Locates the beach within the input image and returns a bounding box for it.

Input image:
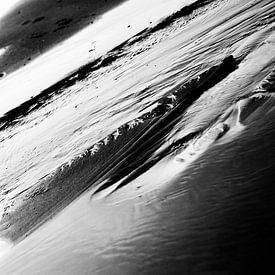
[0,0,275,274]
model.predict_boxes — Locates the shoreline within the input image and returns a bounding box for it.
[0,0,128,74]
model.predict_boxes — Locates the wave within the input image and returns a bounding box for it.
[94,66,275,197]
[0,55,237,242]
[1,57,274,244]
[92,55,238,194]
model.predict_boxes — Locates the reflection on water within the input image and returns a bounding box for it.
[0,0,275,274]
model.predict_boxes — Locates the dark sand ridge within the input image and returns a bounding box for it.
[0,0,127,74]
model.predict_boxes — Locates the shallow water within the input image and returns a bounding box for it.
[0,0,275,274]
